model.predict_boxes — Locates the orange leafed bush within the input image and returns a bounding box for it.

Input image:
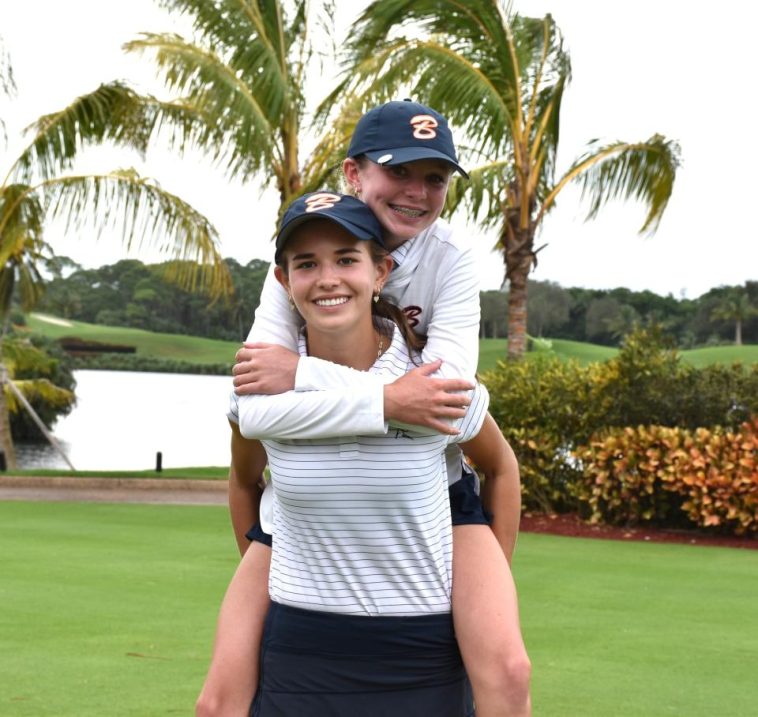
[575,420,758,534]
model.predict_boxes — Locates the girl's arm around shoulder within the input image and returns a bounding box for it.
[418,226,480,381]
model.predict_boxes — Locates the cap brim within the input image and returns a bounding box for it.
[365,147,469,179]
[275,214,377,263]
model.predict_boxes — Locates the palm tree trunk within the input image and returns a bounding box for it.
[503,207,535,359]
[736,319,742,346]
[507,267,529,358]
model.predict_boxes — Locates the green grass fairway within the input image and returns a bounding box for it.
[514,534,758,716]
[2,502,757,716]
[0,501,237,717]
[479,338,618,372]
[681,344,758,368]
[27,314,239,365]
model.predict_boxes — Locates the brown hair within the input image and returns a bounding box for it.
[367,243,427,356]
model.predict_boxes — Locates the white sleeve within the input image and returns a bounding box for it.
[232,387,387,439]
[237,263,387,436]
[419,243,480,381]
[447,383,490,444]
[245,263,300,347]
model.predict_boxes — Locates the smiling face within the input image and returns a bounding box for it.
[343,158,452,248]
[274,219,392,344]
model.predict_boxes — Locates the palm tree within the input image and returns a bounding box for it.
[21,0,359,229]
[336,0,681,358]
[711,288,758,346]
[0,37,231,467]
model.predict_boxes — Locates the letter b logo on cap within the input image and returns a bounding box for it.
[305,192,341,212]
[410,114,438,139]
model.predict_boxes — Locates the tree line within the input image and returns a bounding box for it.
[36,257,269,342]
[483,279,758,347]
[36,258,757,348]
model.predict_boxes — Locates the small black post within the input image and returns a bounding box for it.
[0,451,6,472]
[155,451,163,473]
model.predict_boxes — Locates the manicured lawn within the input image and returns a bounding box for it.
[514,534,758,716]
[26,314,239,365]
[2,501,756,716]
[0,501,236,717]
[479,337,618,372]
[27,313,757,374]
[479,338,757,373]
[681,344,758,368]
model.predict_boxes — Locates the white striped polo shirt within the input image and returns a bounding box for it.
[229,321,489,617]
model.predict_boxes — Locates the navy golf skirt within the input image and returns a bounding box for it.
[251,602,474,716]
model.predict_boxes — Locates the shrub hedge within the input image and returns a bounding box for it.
[575,421,758,535]
[70,353,231,375]
[483,329,758,532]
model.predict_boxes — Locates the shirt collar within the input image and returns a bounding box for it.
[390,237,416,269]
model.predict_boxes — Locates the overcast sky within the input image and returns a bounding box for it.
[1,0,755,298]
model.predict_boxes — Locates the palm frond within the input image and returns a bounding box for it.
[39,170,232,296]
[343,2,547,136]
[554,135,682,234]
[125,33,282,160]
[527,72,566,185]
[0,185,49,316]
[1,336,49,372]
[350,0,513,75]
[155,0,290,92]
[11,82,165,183]
[148,0,306,120]
[12,80,272,187]
[445,158,514,228]
[4,377,74,415]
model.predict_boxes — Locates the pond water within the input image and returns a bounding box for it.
[15,370,235,471]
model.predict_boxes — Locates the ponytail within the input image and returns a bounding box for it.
[372,298,426,358]
[367,242,426,358]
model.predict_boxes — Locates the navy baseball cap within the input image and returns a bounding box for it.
[347,100,468,178]
[275,191,386,263]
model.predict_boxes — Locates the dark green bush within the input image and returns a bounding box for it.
[483,328,758,514]
[71,353,231,375]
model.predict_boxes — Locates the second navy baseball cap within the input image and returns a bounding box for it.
[347,100,468,178]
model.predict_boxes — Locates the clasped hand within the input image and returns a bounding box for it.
[233,343,300,395]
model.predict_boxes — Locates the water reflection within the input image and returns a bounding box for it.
[16,370,235,471]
